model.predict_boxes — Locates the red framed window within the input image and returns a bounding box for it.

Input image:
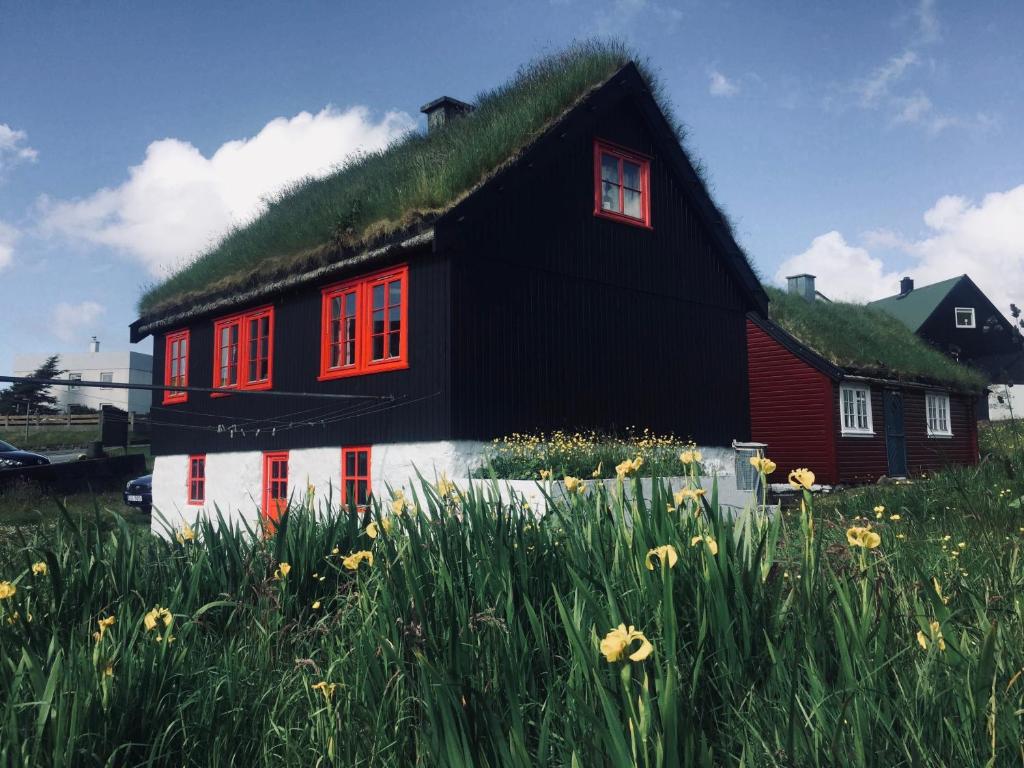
[342,446,371,508]
[262,451,289,526]
[187,455,206,505]
[320,265,408,380]
[213,305,274,394]
[163,329,190,405]
[593,139,651,227]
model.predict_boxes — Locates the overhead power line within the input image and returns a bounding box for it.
[0,376,393,402]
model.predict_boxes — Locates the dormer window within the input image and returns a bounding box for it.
[212,306,275,394]
[954,307,975,328]
[594,140,651,227]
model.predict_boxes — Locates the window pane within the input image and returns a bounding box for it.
[388,279,401,307]
[623,188,642,219]
[372,308,385,336]
[357,480,368,505]
[622,160,641,190]
[357,450,368,476]
[346,452,355,475]
[372,334,385,360]
[601,154,618,183]
[372,284,385,311]
[388,329,401,358]
[601,181,620,212]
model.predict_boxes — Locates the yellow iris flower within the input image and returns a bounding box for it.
[539,469,552,480]
[311,681,338,700]
[273,562,292,580]
[366,518,393,539]
[679,448,703,465]
[342,550,374,570]
[690,534,719,555]
[916,620,946,652]
[563,476,586,494]
[0,581,17,600]
[615,456,644,478]
[600,623,654,663]
[143,606,173,632]
[591,462,602,478]
[93,614,116,642]
[846,526,881,549]
[31,561,47,576]
[788,468,815,490]
[176,524,197,544]
[749,456,777,475]
[645,545,679,570]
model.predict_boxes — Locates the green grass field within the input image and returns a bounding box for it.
[0,425,1021,766]
[0,427,99,451]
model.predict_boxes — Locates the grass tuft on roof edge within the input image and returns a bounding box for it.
[139,41,676,315]
[766,287,987,390]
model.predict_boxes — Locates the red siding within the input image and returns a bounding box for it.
[746,320,838,484]
[904,391,979,475]
[835,387,888,484]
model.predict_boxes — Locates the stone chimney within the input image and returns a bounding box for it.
[420,96,474,134]
[900,276,914,296]
[89,336,100,353]
[786,274,817,303]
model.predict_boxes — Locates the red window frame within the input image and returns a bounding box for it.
[212,305,274,396]
[593,139,651,228]
[163,329,190,405]
[262,451,289,527]
[319,265,409,380]
[341,446,372,509]
[187,454,206,505]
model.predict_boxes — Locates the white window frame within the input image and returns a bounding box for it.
[67,373,81,391]
[925,391,953,437]
[954,307,975,328]
[840,383,874,436]
[99,372,114,389]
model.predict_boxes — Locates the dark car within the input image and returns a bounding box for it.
[0,439,51,469]
[124,474,153,514]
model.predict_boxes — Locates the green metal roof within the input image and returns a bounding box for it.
[867,276,964,331]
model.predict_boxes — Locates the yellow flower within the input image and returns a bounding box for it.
[645,545,679,570]
[0,582,16,600]
[311,681,338,700]
[93,614,116,642]
[342,550,374,571]
[102,664,114,678]
[539,469,552,480]
[563,476,586,494]
[143,606,173,632]
[273,562,292,580]
[390,491,406,515]
[690,535,719,556]
[674,487,706,507]
[31,561,47,576]
[331,547,340,555]
[591,462,602,478]
[889,514,901,521]
[957,542,966,549]
[846,526,881,549]
[873,505,885,515]
[436,473,457,497]
[312,600,321,610]
[788,468,815,490]
[600,623,654,663]
[366,518,393,539]
[932,577,950,605]
[175,523,196,544]
[749,456,777,475]
[917,620,946,652]
[615,456,643,478]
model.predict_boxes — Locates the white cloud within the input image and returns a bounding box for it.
[0,221,17,272]
[775,185,1024,315]
[914,0,941,44]
[40,106,415,276]
[893,91,932,124]
[774,231,902,302]
[52,301,106,343]
[708,69,740,97]
[856,50,918,106]
[0,123,37,175]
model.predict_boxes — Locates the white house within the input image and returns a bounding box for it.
[14,338,153,414]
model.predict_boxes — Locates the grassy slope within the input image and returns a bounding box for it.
[767,286,987,389]
[139,42,648,314]
[0,427,99,451]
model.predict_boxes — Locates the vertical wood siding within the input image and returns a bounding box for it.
[149,251,451,456]
[446,89,755,445]
[746,320,838,484]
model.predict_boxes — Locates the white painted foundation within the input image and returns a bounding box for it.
[151,441,755,533]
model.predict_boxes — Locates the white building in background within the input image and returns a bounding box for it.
[14,338,153,414]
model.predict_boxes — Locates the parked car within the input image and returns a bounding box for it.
[0,439,51,469]
[124,474,152,514]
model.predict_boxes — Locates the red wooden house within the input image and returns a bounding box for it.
[747,277,985,485]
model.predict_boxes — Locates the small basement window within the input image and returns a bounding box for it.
[594,139,651,227]
[163,330,189,405]
[954,307,975,328]
[840,383,874,435]
[926,392,953,437]
[188,455,206,505]
[342,446,371,509]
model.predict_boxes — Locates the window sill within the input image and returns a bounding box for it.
[927,433,954,439]
[319,360,409,381]
[594,208,652,230]
[162,397,187,406]
[187,501,205,507]
[840,430,876,438]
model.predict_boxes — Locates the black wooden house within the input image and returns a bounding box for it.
[129,48,767,524]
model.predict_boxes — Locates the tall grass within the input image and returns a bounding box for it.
[2,458,1022,765]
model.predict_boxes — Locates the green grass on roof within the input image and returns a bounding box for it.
[766,287,986,390]
[139,41,688,315]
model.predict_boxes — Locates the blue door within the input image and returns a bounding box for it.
[883,390,908,477]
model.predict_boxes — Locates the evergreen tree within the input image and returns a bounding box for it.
[0,355,62,415]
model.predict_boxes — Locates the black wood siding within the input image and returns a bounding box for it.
[150,250,451,456]
[445,87,753,445]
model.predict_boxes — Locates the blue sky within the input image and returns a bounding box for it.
[1,0,1022,374]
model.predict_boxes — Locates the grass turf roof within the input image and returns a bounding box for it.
[139,41,709,316]
[766,287,986,390]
